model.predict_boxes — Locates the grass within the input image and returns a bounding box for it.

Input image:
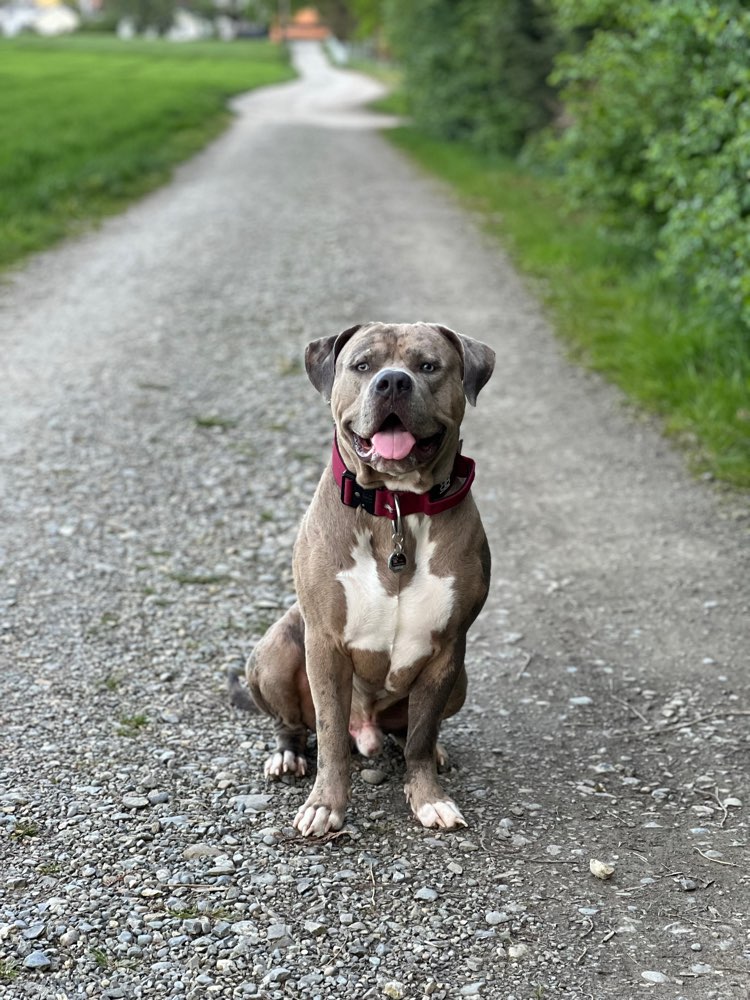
[0,34,294,269]
[11,820,39,839]
[386,127,750,489]
[0,960,18,982]
[116,712,149,737]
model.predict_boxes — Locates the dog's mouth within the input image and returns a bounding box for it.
[352,414,444,463]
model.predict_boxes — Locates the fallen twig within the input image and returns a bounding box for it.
[656,710,750,734]
[713,786,729,828]
[694,847,741,868]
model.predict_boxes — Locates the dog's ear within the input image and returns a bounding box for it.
[305,324,362,400]
[431,324,495,406]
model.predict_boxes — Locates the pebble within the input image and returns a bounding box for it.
[508,943,528,960]
[229,794,271,813]
[641,971,668,984]
[206,858,235,876]
[22,922,46,940]
[23,950,51,970]
[383,983,405,999]
[361,768,387,785]
[182,843,223,860]
[460,983,484,996]
[415,887,439,902]
[122,794,149,809]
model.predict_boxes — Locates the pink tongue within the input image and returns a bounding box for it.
[372,427,416,461]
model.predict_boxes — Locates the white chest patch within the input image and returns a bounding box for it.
[336,516,455,676]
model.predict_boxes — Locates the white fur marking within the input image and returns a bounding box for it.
[415,799,467,829]
[337,519,455,678]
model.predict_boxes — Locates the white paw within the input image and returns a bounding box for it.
[415,799,467,830]
[293,802,345,838]
[264,750,307,779]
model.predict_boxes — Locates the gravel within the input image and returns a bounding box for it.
[1,41,749,1000]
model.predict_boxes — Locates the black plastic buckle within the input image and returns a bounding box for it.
[341,470,377,515]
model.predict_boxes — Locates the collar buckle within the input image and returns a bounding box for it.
[340,469,378,515]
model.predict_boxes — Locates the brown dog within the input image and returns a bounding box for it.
[239,322,495,836]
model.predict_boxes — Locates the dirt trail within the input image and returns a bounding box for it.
[0,41,748,1000]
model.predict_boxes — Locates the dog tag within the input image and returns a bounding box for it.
[388,552,407,573]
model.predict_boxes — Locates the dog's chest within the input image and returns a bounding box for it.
[336,516,455,677]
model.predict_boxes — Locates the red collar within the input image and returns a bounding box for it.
[331,434,476,520]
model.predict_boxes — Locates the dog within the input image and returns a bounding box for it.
[234,321,495,837]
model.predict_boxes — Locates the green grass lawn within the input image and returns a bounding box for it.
[387,127,750,490]
[0,34,294,268]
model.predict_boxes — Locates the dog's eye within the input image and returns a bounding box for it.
[420,362,436,373]
[355,362,370,372]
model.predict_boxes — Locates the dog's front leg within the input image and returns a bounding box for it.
[403,645,468,830]
[293,632,353,837]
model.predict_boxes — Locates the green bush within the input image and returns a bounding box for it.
[385,0,560,155]
[551,0,750,331]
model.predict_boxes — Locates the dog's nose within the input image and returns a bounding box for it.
[373,368,413,398]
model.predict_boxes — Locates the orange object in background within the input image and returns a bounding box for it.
[270,6,331,43]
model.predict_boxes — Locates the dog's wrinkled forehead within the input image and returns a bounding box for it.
[338,323,459,369]
[305,321,495,406]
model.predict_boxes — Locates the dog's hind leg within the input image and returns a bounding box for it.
[245,603,315,779]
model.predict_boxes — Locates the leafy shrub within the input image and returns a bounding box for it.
[385,0,560,155]
[551,0,750,331]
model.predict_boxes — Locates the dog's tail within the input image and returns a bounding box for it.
[227,658,259,714]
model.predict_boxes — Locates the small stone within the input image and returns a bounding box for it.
[508,943,528,960]
[460,983,484,996]
[263,966,291,984]
[723,797,742,808]
[23,950,51,970]
[59,929,79,947]
[22,922,46,940]
[267,923,291,940]
[147,790,169,805]
[361,769,387,785]
[206,857,235,876]
[690,964,713,975]
[589,859,615,880]
[511,834,531,848]
[182,844,223,860]
[304,921,327,937]
[641,971,668,984]
[678,878,697,892]
[485,912,506,926]
[122,794,149,809]
[229,794,271,813]
[383,983,405,999]
[415,887,439,902]
[447,862,463,874]
[569,696,593,706]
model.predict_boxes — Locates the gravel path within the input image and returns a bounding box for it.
[1,42,748,1000]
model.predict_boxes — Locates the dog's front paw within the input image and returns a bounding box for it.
[264,750,308,779]
[405,778,467,830]
[414,798,467,830]
[294,785,347,837]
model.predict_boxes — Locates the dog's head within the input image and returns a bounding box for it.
[305,322,495,491]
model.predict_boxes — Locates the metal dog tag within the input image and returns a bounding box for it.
[388,494,407,573]
[388,551,407,573]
